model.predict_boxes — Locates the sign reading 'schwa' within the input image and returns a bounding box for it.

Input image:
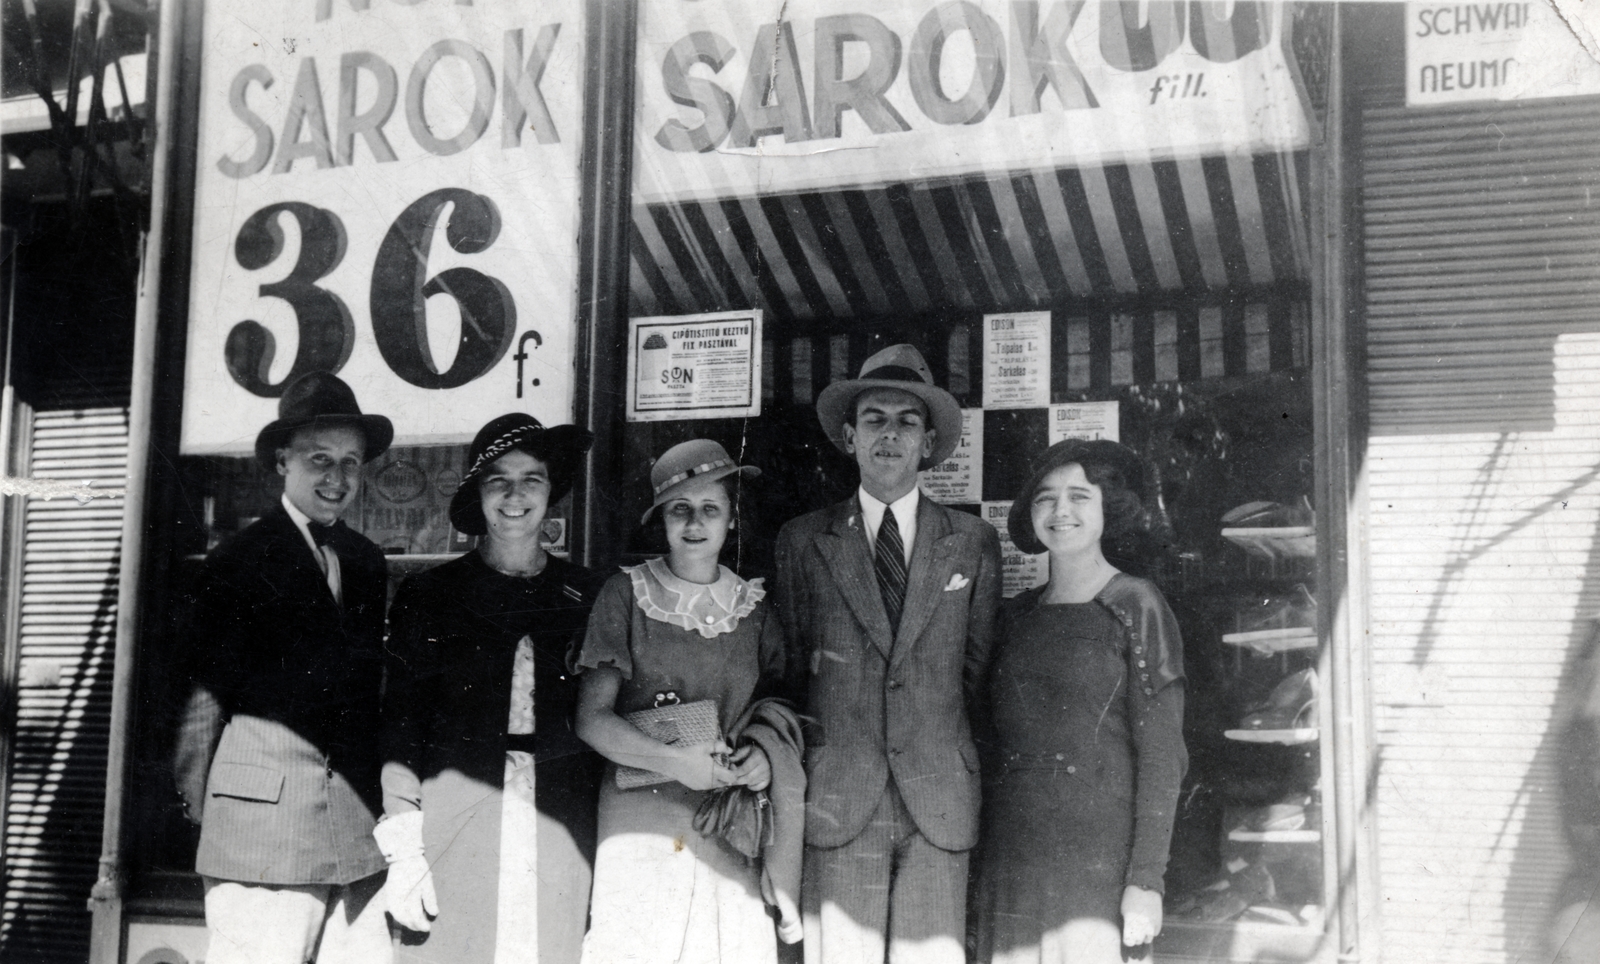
[182,0,583,454]
[1405,2,1600,104]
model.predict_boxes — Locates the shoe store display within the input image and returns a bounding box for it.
[1226,668,1318,742]
[1174,860,1277,924]
[1237,904,1321,926]
[1166,484,1326,935]
[1227,794,1321,843]
[1239,796,1310,833]
[1220,499,1317,560]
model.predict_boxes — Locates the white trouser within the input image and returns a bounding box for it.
[202,873,391,964]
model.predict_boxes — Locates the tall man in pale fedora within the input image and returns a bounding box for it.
[174,371,395,964]
[771,344,1002,963]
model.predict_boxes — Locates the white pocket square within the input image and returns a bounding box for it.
[944,574,970,592]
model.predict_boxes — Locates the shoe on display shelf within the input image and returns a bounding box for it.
[1172,859,1276,924]
[1225,669,1318,744]
[1220,500,1317,560]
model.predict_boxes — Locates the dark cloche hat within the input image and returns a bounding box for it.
[1007,439,1144,555]
[448,413,594,536]
[254,371,394,466]
[814,343,962,471]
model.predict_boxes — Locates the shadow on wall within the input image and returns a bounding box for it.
[0,553,119,964]
[1370,331,1600,964]
[1545,620,1600,963]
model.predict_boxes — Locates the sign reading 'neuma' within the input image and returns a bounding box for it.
[1405,1,1600,105]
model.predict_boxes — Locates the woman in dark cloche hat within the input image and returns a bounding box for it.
[375,413,603,964]
[971,439,1188,964]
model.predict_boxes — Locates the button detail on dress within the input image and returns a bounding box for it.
[1066,765,1076,774]
[1054,752,1064,761]
[887,679,902,690]
[704,615,715,624]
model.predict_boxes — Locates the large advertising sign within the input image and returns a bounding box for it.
[633,0,1310,204]
[181,0,584,454]
[1406,2,1600,104]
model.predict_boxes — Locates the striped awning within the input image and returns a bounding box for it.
[628,150,1310,323]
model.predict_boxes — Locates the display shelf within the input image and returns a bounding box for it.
[1238,903,1324,927]
[1221,526,1316,559]
[1224,727,1319,745]
[1222,627,1318,653]
[1227,829,1322,844]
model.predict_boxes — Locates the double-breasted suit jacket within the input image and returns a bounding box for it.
[173,505,388,886]
[772,494,1002,852]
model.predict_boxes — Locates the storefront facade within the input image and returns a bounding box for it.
[1,3,1596,963]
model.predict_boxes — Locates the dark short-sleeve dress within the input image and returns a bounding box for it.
[381,552,605,964]
[576,558,785,963]
[971,573,1187,964]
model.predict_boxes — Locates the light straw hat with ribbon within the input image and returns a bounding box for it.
[641,439,760,525]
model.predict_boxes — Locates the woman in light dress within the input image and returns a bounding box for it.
[576,439,802,963]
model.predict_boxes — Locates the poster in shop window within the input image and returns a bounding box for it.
[920,408,983,504]
[982,501,1049,598]
[625,310,763,422]
[179,0,584,453]
[1048,401,1121,444]
[984,311,1051,410]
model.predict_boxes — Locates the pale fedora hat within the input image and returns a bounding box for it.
[814,344,961,471]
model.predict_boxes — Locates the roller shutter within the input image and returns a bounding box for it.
[1,398,129,963]
[1361,96,1600,964]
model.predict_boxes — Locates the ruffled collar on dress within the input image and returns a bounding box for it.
[626,557,764,639]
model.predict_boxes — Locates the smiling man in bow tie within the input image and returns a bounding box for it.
[174,371,396,964]
[770,344,1002,964]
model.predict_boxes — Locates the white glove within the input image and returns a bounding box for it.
[761,866,803,945]
[374,810,438,933]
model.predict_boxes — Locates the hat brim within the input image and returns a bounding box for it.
[1007,440,1144,554]
[640,464,760,525]
[255,413,395,467]
[815,378,962,472]
[448,424,594,537]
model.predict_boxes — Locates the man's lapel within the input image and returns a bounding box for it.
[813,497,895,659]
[891,497,960,661]
[262,506,342,611]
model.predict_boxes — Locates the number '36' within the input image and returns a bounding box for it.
[224,188,518,397]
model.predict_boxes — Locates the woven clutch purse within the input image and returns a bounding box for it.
[615,698,720,789]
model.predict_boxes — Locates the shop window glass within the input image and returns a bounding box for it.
[623,2,1327,959]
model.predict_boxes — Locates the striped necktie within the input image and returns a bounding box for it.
[875,507,907,634]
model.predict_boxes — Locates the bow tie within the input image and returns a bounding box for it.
[307,521,340,547]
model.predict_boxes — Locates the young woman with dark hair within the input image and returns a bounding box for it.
[971,439,1189,964]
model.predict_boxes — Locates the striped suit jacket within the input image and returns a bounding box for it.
[771,494,1002,852]
[173,506,387,886]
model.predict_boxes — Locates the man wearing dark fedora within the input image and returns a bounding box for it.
[770,344,1002,964]
[174,371,396,964]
